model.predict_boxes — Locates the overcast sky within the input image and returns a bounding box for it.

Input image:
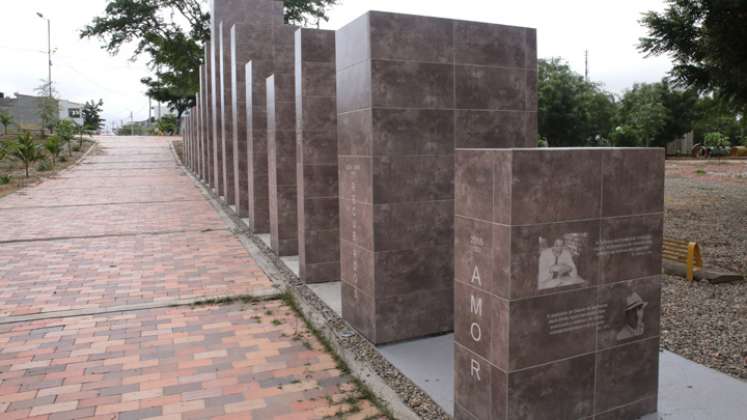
[0,0,672,128]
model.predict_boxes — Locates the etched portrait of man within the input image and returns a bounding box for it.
[537,237,585,290]
[616,292,647,341]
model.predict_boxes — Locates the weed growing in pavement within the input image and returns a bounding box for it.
[696,169,707,175]
[280,291,394,419]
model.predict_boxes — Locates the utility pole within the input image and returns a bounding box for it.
[36,12,52,97]
[148,96,152,126]
[584,49,589,82]
[130,112,134,136]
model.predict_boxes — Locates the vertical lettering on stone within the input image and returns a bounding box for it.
[471,265,482,286]
[471,358,481,381]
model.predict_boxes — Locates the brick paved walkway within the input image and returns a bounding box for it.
[0,137,383,419]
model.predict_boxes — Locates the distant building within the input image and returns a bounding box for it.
[0,92,84,133]
[666,131,695,156]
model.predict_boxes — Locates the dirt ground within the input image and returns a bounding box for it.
[663,158,747,380]
[0,136,94,198]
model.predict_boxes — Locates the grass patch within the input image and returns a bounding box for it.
[695,169,707,175]
[280,291,394,419]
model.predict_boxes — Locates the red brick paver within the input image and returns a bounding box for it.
[0,230,270,317]
[0,136,383,419]
[0,302,383,419]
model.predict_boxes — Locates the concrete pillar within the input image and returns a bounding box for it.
[295,28,339,283]
[336,11,537,344]
[453,148,664,420]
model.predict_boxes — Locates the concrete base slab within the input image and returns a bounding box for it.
[281,256,299,277]
[378,334,455,414]
[373,333,747,419]
[257,234,271,249]
[307,282,342,315]
[658,351,747,419]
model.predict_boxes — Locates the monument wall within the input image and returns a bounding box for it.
[266,54,299,255]
[199,65,206,180]
[230,24,260,217]
[210,8,223,195]
[204,51,214,185]
[336,11,537,344]
[295,28,339,283]
[245,0,292,233]
[219,22,236,205]
[453,148,664,420]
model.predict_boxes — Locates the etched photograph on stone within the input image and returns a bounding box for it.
[616,292,648,341]
[596,278,660,349]
[537,233,588,290]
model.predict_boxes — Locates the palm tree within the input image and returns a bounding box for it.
[10,132,44,177]
[56,120,75,156]
[0,112,12,136]
[44,136,63,168]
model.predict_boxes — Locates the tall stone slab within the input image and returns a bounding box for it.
[231,17,273,218]
[206,44,216,188]
[453,148,664,420]
[245,0,293,233]
[198,64,206,180]
[295,28,339,283]
[219,22,236,205]
[267,68,298,255]
[210,1,224,195]
[336,11,537,344]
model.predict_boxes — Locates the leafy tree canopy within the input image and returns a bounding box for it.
[538,58,617,147]
[82,100,106,132]
[614,81,698,147]
[81,0,338,119]
[639,0,747,112]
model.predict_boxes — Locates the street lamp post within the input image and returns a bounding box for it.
[36,12,52,98]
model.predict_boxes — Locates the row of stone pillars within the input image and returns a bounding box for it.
[181,1,664,419]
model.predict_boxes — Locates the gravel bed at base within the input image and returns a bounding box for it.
[662,159,747,380]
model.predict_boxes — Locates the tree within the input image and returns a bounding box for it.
[692,96,747,146]
[614,83,670,147]
[0,112,12,136]
[34,81,59,136]
[81,0,338,119]
[614,81,699,147]
[639,1,747,112]
[56,120,76,156]
[10,132,45,177]
[82,100,105,133]
[156,115,178,135]
[44,136,63,168]
[538,58,617,147]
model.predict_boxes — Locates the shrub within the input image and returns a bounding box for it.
[703,132,730,149]
[0,175,10,185]
[37,159,53,172]
[44,136,63,167]
[9,131,45,177]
